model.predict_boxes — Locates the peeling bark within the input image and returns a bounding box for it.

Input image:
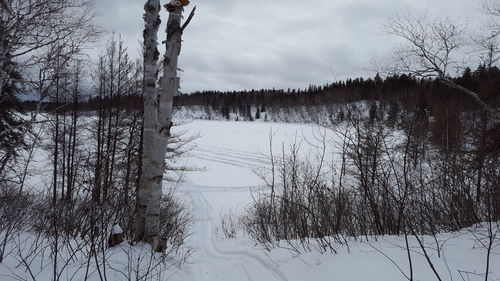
[136,0,162,244]
[150,5,184,250]
[136,0,188,250]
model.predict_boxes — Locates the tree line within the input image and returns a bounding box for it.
[22,65,500,149]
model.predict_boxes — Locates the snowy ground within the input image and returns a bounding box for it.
[1,120,498,281]
[168,120,500,281]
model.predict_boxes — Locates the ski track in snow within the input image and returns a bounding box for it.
[179,183,263,193]
[185,190,288,281]
[180,139,288,281]
[198,145,269,162]
[199,194,289,281]
[172,125,330,280]
[193,154,254,169]
[192,145,270,169]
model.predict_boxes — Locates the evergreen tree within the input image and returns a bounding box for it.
[0,53,25,172]
[246,104,253,121]
[369,102,378,122]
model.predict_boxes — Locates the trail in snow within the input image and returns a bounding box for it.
[197,193,288,281]
[171,122,500,281]
[6,120,496,281]
[178,188,287,281]
[198,145,269,162]
[168,121,337,280]
[169,133,290,281]
[193,145,270,169]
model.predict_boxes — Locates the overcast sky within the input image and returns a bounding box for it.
[93,0,488,93]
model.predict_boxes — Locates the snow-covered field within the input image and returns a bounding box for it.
[170,120,499,281]
[1,120,498,281]
[179,120,335,187]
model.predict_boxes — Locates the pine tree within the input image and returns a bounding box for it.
[0,54,24,172]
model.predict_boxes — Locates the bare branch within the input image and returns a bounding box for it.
[181,6,196,32]
[385,11,499,117]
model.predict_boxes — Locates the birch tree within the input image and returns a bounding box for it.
[136,0,195,249]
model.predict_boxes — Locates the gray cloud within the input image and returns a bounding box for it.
[93,0,488,93]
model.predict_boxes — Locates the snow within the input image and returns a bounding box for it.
[112,224,123,234]
[179,120,335,187]
[168,120,500,281]
[1,119,498,281]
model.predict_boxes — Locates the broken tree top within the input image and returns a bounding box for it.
[166,0,190,8]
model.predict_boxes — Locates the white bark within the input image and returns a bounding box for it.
[158,6,183,132]
[136,0,187,250]
[136,0,162,244]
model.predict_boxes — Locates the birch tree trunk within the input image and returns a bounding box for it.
[136,0,162,244]
[136,0,188,249]
[151,2,184,250]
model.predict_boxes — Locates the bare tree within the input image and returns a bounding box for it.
[136,0,195,250]
[385,11,500,116]
[477,0,500,68]
[483,0,500,20]
[0,0,99,176]
[475,31,499,69]
[0,0,98,108]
